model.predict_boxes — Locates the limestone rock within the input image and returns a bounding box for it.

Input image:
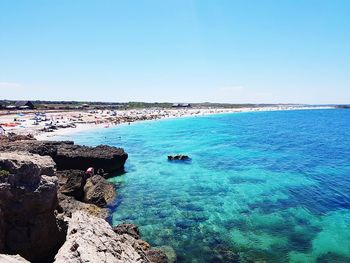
[54,211,150,263]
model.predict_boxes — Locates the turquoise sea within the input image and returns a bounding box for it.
[63,109,350,262]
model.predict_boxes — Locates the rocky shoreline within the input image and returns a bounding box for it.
[0,133,170,263]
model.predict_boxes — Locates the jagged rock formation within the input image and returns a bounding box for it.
[0,136,172,263]
[0,153,66,262]
[54,212,150,263]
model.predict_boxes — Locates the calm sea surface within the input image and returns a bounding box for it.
[63,109,350,262]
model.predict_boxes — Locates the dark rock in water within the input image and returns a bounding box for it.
[0,154,66,262]
[55,144,128,174]
[56,170,87,199]
[83,175,116,207]
[167,155,190,161]
[154,246,177,263]
[113,223,141,239]
[145,249,168,263]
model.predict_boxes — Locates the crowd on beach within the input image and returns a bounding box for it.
[0,105,333,139]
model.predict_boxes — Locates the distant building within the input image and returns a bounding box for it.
[5,105,16,110]
[15,101,35,110]
[172,103,191,108]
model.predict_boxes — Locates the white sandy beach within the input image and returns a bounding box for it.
[0,105,334,141]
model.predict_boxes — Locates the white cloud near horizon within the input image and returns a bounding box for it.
[0,82,22,89]
[210,85,274,103]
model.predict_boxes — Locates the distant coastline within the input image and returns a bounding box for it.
[0,105,335,141]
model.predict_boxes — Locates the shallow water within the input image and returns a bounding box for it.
[64,109,350,262]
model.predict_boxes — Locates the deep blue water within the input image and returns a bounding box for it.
[63,109,350,262]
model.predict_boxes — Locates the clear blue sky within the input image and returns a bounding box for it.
[1,0,349,104]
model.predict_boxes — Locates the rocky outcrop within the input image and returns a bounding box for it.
[0,154,66,262]
[55,144,128,174]
[54,211,150,263]
[0,151,56,177]
[0,140,128,175]
[0,140,73,157]
[83,174,116,207]
[56,170,87,199]
[0,136,170,263]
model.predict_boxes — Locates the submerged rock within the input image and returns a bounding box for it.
[113,223,141,239]
[54,211,150,263]
[144,249,168,263]
[155,246,177,263]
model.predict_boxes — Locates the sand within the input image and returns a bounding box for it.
[0,106,334,140]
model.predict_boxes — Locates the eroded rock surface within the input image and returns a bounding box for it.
[0,154,66,262]
[54,211,150,263]
[0,151,56,177]
[56,169,87,199]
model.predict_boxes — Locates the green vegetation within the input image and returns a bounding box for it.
[0,169,10,177]
[0,99,310,111]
